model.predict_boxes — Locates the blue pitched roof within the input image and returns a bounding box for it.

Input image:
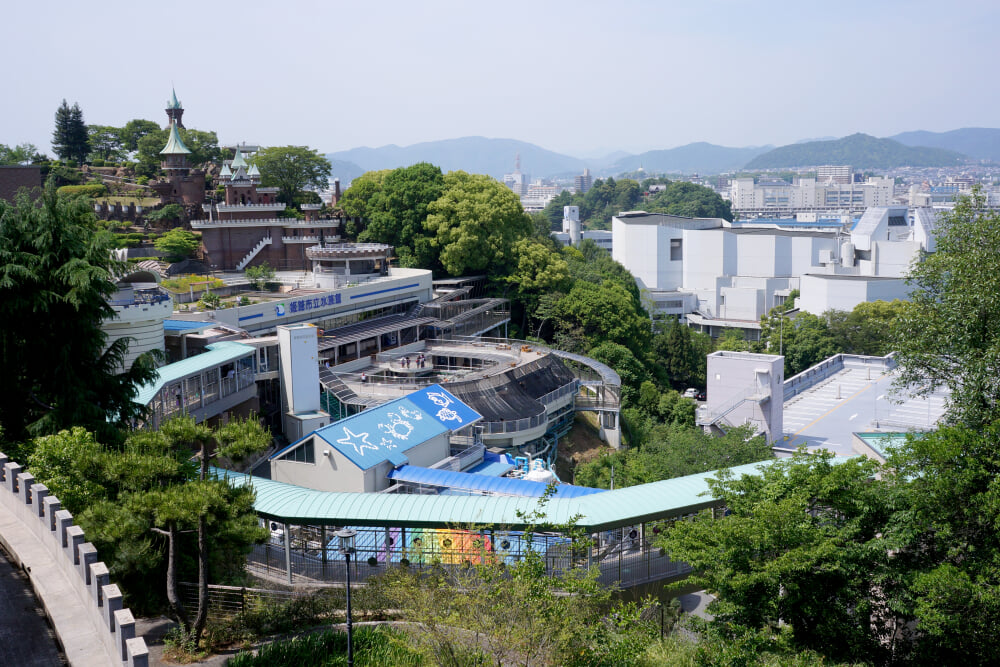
[274,384,482,471]
[387,465,605,499]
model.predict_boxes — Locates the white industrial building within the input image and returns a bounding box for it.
[730,176,894,216]
[612,207,938,338]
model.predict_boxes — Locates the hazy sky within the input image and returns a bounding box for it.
[4,0,997,157]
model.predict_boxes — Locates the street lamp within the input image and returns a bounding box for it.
[335,528,358,666]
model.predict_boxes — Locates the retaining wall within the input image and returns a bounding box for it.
[0,454,148,666]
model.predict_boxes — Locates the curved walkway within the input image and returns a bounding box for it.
[0,503,120,666]
[0,544,65,665]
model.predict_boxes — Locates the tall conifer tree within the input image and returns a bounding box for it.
[52,99,90,164]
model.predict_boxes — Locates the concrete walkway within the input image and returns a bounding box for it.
[0,544,65,665]
[0,505,116,666]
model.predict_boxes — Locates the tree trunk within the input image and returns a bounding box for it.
[164,522,189,629]
[192,514,209,642]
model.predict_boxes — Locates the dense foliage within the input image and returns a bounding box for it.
[55,183,107,198]
[52,99,89,164]
[27,417,271,643]
[343,166,533,277]
[135,126,220,177]
[892,188,1000,429]
[229,627,425,666]
[715,297,906,377]
[154,228,201,260]
[575,424,768,489]
[0,183,158,445]
[0,142,46,165]
[371,499,658,667]
[542,176,732,230]
[254,145,332,206]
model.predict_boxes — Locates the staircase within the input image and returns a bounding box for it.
[696,388,770,435]
[236,235,273,271]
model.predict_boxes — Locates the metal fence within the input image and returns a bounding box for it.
[246,521,693,590]
[178,582,302,622]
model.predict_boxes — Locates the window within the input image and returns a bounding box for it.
[281,439,315,464]
[670,238,683,261]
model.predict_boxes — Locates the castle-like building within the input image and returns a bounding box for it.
[149,89,206,206]
[136,89,341,271]
[193,143,342,271]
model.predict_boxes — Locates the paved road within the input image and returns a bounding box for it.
[0,545,66,666]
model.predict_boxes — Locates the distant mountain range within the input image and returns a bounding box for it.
[608,142,773,176]
[744,133,967,170]
[890,128,1000,162]
[325,127,996,182]
[327,137,585,181]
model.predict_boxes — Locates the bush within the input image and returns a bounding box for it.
[148,203,185,223]
[57,184,107,198]
[136,176,150,186]
[228,627,424,667]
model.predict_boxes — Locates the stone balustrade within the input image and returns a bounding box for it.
[0,453,149,666]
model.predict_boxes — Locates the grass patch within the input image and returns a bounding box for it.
[161,275,226,293]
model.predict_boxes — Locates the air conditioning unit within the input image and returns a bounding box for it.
[818,249,834,264]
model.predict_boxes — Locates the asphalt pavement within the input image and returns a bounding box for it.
[0,544,66,666]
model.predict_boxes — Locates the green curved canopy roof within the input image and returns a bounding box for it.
[160,121,191,155]
[217,458,780,532]
[168,88,182,110]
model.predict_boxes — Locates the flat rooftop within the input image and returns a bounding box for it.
[781,365,948,456]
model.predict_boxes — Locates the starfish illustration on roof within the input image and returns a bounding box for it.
[336,427,378,457]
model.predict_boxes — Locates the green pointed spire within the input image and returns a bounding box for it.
[168,88,182,110]
[160,121,191,155]
[231,146,248,169]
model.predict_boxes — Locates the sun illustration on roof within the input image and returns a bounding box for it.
[336,427,379,457]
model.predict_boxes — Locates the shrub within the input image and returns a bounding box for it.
[228,627,424,667]
[57,184,107,198]
[136,176,150,186]
[148,203,185,223]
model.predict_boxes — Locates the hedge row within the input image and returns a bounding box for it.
[57,184,107,198]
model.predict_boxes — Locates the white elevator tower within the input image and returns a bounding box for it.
[562,206,581,245]
[277,323,330,441]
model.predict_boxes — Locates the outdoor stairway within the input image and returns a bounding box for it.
[236,235,272,271]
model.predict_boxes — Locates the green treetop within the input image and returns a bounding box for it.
[0,183,158,445]
[254,145,332,206]
[52,99,90,165]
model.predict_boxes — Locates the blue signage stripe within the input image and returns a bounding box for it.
[238,312,264,322]
[350,283,421,300]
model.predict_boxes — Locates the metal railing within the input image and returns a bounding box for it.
[245,523,694,590]
[696,386,766,427]
[479,412,547,435]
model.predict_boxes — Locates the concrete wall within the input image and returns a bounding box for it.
[0,166,42,202]
[704,351,784,442]
[271,434,450,493]
[0,455,148,666]
[204,268,434,335]
[798,275,909,315]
